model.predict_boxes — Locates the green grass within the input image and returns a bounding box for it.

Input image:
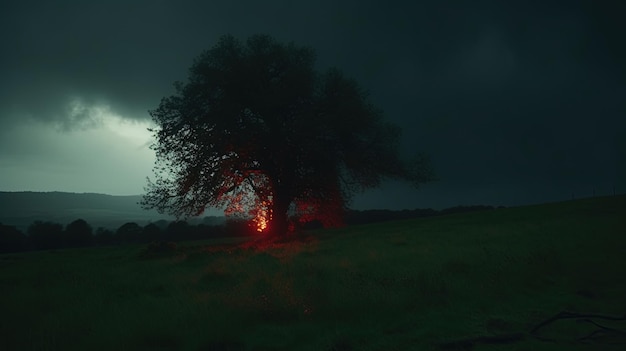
[1,195,625,350]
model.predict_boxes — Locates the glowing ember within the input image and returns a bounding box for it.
[253,200,271,233]
[256,214,268,232]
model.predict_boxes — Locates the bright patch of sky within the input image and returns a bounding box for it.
[0,98,155,195]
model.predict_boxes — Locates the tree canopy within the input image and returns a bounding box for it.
[141,34,435,237]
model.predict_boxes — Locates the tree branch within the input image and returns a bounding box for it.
[437,310,626,350]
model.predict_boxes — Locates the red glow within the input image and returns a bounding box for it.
[252,200,272,233]
[216,171,273,234]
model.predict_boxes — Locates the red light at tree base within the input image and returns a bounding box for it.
[252,200,272,233]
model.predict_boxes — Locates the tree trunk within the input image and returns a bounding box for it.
[270,194,289,238]
[269,178,291,238]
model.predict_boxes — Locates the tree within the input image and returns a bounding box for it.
[142,223,163,241]
[116,222,142,243]
[64,219,93,247]
[94,227,115,246]
[142,34,435,238]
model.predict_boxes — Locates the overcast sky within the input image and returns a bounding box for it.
[1,0,624,211]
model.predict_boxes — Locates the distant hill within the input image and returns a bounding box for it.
[0,191,224,231]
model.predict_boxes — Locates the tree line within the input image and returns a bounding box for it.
[343,205,505,226]
[0,205,503,254]
[0,218,253,254]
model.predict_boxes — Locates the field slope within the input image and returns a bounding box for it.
[1,195,625,350]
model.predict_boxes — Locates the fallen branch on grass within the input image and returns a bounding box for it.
[438,333,526,350]
[530,311,626,343]
[438,310,626,350]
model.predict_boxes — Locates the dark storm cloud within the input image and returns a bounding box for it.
[1,1,200,126]
[2,0,622,124]
[352,0,626,193]
[1,0,624,204]
[0,0,376,127]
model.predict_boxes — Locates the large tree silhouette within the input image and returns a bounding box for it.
[142,34,435,237]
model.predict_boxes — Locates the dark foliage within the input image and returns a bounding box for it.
[194,223,225,239]
[0,223,27,253]
[141,34,436,237]
[165,220,191,241]
[116,222,143,243]
[142,223,163,241]
[223,218,257,237]
[64,219,93,247]
[344,205,498,225]
[94,227,115,246]
[345,209,438,225]
[27,221,64,250]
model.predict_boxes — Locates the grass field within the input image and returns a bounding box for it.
[1,195,625,350]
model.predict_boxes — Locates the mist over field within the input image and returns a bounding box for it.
[0,192,179,230]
